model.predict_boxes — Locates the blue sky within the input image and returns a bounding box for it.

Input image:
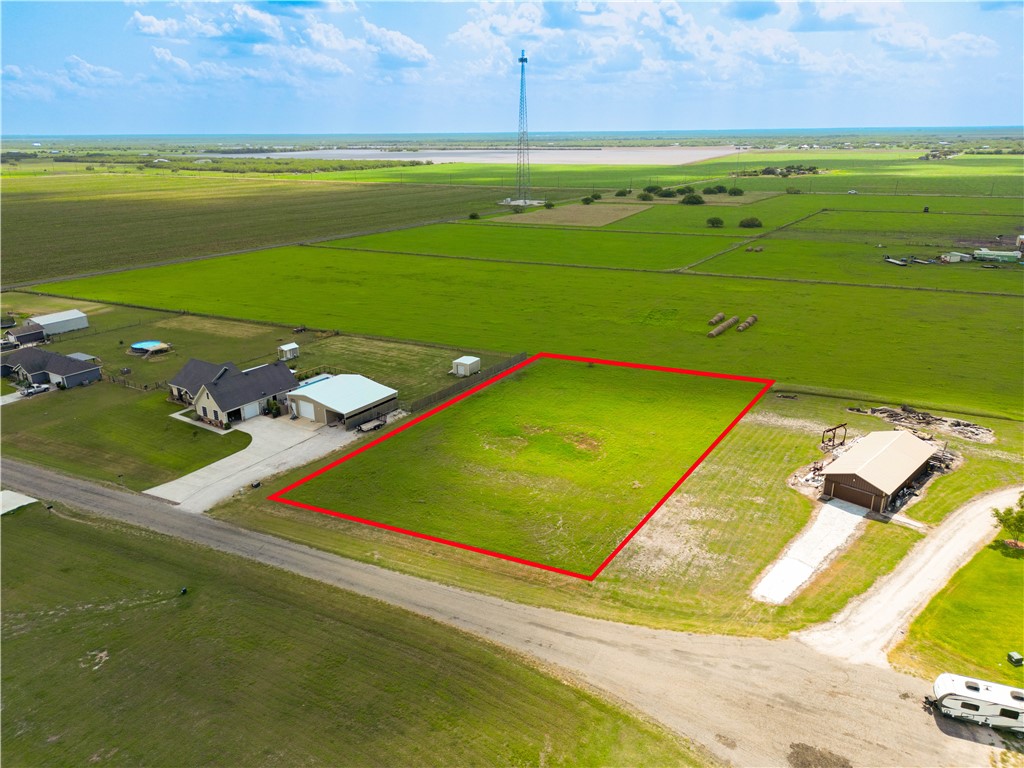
[2,1,1022,135]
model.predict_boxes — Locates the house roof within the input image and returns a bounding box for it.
[169,359,240,397]
[29,309,87,327]
[200,361,297,412]
[278,342,299,351]
[289,374,397,417]
[823,431,935,495]
[6,322,45,341]
[1,347,101,377]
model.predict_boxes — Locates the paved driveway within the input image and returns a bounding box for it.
[144,416,358,512]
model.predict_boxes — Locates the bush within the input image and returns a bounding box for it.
[786,187,802,194]
[614,189,629,197]
[468,212,480,219]
[680,193,705,205]
[544,201,555,209]
[590,192,602,200]
[727,187,744,196]
[706,217,724,228]
[714,185,728,194]
[739,217,763,228]
[511,205,525,214]
[636,192,654,201]
[657,189,677,198]
[679,185,694,194]
[703,186,717,195]
[642,185,662,194]
[581,197,594,205]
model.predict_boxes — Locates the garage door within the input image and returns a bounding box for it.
[242,401,260,420]
[298,399,315,420]
[832,484,879,512]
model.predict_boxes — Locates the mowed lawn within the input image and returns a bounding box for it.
[325,222,740,270]
[1,385,250,490]
[700,238,1024,293]
[1,174,509,285]
[277,357,767,576]
[37,246,1024,418]
[783,210,1022,244]
[1,506,699,767]
[889,530,1024,687]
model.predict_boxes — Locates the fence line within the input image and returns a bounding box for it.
[106,374,167,392]
[404,353,530,414]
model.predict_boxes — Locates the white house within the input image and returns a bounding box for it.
[287,374,398,428]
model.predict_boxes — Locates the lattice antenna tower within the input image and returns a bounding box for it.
[515,49,530,203]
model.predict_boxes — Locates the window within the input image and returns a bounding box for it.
[202,406,208,417]
[965,681,981,692]
[960,702,980,712]
[213,410,219,421]
[999,708,1020,720]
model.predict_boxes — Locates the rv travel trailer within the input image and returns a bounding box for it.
[929,674,1024,733]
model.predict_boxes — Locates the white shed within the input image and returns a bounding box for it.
[451,356,481,377]
[29,309,88,336]
[278,342,300,361]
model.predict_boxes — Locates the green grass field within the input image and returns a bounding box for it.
[889,530,1024,687]
[1,504,700,766]
[783,209,1022,243]
[278,357,766,576]
[327,222,741,270]
[0,385,250,490]
[36,245,1024,418]
[698,238,1024,293]
[1,174,511,285]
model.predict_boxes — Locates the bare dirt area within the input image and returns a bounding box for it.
[4,458,1012,768]
[503,203,651,227]
[616,492,726,579]
[851,404,996,443]
[154,314,269,338]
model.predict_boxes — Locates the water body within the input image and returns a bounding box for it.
[203,146,742,165]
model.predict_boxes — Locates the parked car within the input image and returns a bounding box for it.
[20,384,50,397]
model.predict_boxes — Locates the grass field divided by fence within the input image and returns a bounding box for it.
[37,245,1024,418]
[273,355,770,578]
[0,505,699,766]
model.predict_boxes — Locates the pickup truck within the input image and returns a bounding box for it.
[20,384,50,397]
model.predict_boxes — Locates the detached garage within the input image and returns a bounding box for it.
[822,431,935,514]
[288,375,398,429]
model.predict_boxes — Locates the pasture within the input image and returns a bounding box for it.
[36,246,1024,418]
[889,530,1024,687]
[0,386,250,490]
[0,174,511,285]
[1,505,698,766]
[274,356,768,577]
[327,222,741,270]
[782,210,1022,244]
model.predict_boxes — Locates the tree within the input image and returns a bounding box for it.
[468,212,480,219]
[642,184,662,194]
[993,493,1024,547]
[702,186,717,195]
[657,188,677,197]
[544,200,555,209]
[727,187,744,196]
[679,185,694,194]
[714,184,728,194]
[636,192,654,201]
[614,189,630,197]
[706,217,724,228]
[738,217,763,228]
[581,196,594,205]
[680,193,705,205]
[590,192,602,200]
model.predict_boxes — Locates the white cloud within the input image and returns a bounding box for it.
[361,19,433,64]
[232,3,285,41]
[251,44,352,75]
[873,23,997,60]
[306,19,367,54]
[129,10,222,39]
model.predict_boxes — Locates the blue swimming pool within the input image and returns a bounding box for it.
[130,340,163,351]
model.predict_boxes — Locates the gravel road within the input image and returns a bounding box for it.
[2,458,1008,767]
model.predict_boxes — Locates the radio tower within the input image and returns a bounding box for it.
[514,49,531,204]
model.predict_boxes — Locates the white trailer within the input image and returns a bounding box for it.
[929,673,1024,733]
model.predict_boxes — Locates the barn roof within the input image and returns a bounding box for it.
[289,374,396,417]
[823,431,935,495]
[29,309,87,326]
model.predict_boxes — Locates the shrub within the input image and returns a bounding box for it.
[544,201,555,209]
[511,205,525,214]
[739,217,763,228]
[727,187,744,196]
[702,186,717,195]
[657,189,677,198]
[706,217,724,228]
[714,184,728,194]
[786,187,802,194]
[680,193,705,205]
[581,197,594,205]
[636,192,654,201]
[642,185,662,194]
[679,185,694,194]
[468,212,480,219]
[614,189,629,197]
[590,192,602,200]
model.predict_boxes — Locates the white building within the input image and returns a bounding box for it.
[278,342,299,361]
[29,309,88,336]
[451,356,481,377]
[287,374,398,428]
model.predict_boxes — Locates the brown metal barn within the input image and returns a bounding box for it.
[822,431,935,513]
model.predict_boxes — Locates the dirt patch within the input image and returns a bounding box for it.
[79,649,109,671]
[155,314,269,339]
[502,203,651,227]
[563,432,602,453]
[850,404,995,443]
[745,411,823,434]
[787,743,852,768]
[617,492,726,578]
[715,734,737,749]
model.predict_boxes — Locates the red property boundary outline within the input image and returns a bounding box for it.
[270,352,774,581]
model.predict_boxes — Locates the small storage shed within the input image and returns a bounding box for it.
[278,342,299,361]
[30,309,89,336]
[287,374,398,428]
[4,321,45,346]
[822,431,935,513]
[451,356,481,377]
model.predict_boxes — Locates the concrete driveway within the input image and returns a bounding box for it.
[144,416,360,513]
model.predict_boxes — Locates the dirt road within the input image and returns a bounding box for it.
[2,458,1007,767]
[797,486,1023,666]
